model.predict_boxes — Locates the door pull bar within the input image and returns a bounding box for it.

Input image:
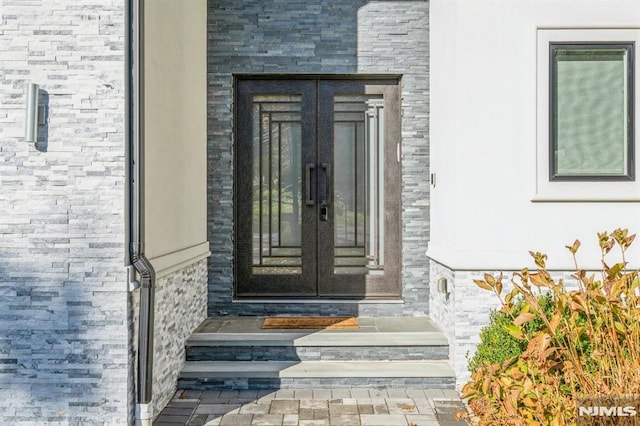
[305,163,315,206]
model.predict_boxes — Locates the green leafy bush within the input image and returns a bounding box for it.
[468,294,554,373]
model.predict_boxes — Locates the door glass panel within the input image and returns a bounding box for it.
[252,95,302,275]
[333,95,385,275]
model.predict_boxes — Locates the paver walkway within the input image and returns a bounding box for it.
[154,388,469,426]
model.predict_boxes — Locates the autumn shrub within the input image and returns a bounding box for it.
[463,229,640,425]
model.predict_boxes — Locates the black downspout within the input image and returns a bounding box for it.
[132,244,155,416]
[126,0,156,422]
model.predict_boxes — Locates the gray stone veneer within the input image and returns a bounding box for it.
[429,259,580,387]
[207,0,430,316]
[186,345,448,362]
[149,259,208,417]
[0,1,130,423]
[179,376,455,391]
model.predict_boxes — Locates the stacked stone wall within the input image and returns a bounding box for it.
[0,1,130,423]
[429,260,581,387]
[151,259,208,416]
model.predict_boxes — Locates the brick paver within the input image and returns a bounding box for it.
[154,388,469,425]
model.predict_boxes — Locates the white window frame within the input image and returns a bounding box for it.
[535,28,640,202]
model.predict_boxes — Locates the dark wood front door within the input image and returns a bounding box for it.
[235,77,401,299]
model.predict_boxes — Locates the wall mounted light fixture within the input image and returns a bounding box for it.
[25,83,40,143]
[438,277,449,300]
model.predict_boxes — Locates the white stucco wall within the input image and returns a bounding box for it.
[428,0,640,271]
[144,0,210,275]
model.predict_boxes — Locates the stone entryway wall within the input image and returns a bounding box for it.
[429,260,583,388]
[207,0,430,316]
[0,1,130,423]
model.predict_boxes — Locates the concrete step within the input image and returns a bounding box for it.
[180,317,455,390]
[185,331,449,361]
[178,360,456,390]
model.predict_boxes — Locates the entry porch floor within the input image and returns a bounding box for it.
[154,316,469,424]
[193,315,444,335]
[181,316,453,387]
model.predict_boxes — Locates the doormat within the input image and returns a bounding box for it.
[261,316,359,330]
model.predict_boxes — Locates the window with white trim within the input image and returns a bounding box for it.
[536,29,640,201]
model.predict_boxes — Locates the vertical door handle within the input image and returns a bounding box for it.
[305,163,315,206]
[321,163,332,207]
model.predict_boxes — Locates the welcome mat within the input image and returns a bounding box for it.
[261,316,359,330]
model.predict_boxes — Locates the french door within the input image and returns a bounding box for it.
[235,77,401,298]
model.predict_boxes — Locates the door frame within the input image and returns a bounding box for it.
[233,74,403,300]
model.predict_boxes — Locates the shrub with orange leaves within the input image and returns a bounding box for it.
[463,229,640,425]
